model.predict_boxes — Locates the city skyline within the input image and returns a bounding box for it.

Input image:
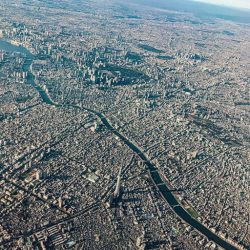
[0,0,249,249]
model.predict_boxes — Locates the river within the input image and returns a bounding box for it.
[0,39,56,106]
[0,39,240,250]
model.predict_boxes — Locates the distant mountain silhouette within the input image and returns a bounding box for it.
[127,0,250,23]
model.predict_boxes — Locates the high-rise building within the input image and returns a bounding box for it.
[58,197,63,208]
[114,166,122,198]
[107,166,123,208]
[36,170,43,180]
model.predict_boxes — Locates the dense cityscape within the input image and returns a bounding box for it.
[0,0,249,249]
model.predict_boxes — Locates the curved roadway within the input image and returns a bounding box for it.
[11,41,240,250]
[28,76,239,250]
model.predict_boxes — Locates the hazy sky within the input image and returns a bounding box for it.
[193,0,250,10]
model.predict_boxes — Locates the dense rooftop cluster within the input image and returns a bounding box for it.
[0,0,249,249]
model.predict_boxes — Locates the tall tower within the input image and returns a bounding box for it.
[114,166,122,198]
[107,166,123,208]
[58,197,63,208]
[36,170,43,180]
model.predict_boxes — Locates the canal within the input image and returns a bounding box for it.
[0,39,239,250]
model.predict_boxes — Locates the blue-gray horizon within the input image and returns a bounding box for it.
[192,0,250,10]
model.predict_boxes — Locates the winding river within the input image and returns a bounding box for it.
[0,39,240,250]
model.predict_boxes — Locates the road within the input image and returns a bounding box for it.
[27,64,239,250]
[1,40,240,250]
